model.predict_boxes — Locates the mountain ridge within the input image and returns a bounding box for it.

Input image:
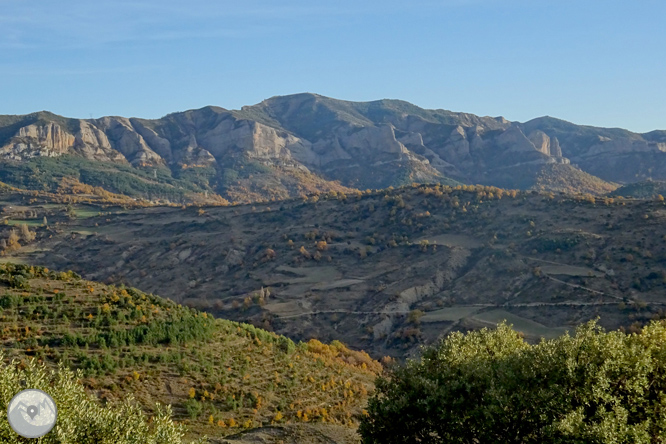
[1,93,664,202]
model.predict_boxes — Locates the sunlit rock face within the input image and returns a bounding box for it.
[0,93,664,190]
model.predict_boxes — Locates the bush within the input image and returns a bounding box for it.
[6,274,30,289]
[360,321,666,443]
[0,293,21,308]
[184,399,203,420]
[0,353,205,443]
[277,336,296,354]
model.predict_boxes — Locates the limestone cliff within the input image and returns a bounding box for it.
[0,93,663,197]
[1,122,74,159]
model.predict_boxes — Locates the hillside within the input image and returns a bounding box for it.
[8,93,666,203]
[610,180,666,199]
[6,184,666,361]
[0,156,229,205]
[0,263,379,442]
[477,162,618,195]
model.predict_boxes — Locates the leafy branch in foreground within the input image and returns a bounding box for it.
[360,320,666,444]
[0,353,205,444]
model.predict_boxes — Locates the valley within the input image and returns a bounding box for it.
[4,184,665,361]
[6,0,666,439]
[1,94,666,442]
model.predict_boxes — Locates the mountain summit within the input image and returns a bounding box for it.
[1,93,664,201]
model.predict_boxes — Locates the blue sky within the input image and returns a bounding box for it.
[1,0,664,132]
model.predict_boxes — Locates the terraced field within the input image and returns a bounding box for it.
[0,263,380,442]
[5,184,666,359]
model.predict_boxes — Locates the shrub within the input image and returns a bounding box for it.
[360,321,666,443]
[19,223,36,242]
[1,274,30,290]
[407,309,424,325]
[0,353,205,443]
[0,293,21,308]
[184,399,203,420]
[278,336,296,354]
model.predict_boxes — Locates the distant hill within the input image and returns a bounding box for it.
[10,184,666,361]
[8,93,666,202]
[610,180,666,199]
[0,263,379,442]
[478,163,617,195]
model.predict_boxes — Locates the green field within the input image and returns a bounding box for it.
[472,309,569,339]
[421,306,482,323]
[70,230,97,236]
[73,207,101,218]
[6,218,43,227]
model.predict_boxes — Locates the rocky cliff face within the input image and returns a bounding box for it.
[1,122,75,159]
[0,94,664,197]
[73,121,125,162]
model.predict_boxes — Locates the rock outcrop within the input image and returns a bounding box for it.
[528,130,552,155]
[550,136,563,157]
[93,117,163,165]
[0,93,664,194]
[73,121,125,162]
[1,123,74,159]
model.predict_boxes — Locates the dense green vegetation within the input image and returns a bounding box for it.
[0,263,379,439]
[0,263,217,373]
[218,157,273,188]
[173,165,218,190]
[0,354,204,443]
[0,157,212,201]
[360,321,666,443]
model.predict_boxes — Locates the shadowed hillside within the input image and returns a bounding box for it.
[611,180,666,199]
[7,184,666,360]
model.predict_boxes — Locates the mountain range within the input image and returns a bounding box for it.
[2,93,665,202]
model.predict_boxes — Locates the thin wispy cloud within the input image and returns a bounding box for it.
[2,0,660,132]
[0,63,164,77]
[0,0,456,49]
[0,2,319,46]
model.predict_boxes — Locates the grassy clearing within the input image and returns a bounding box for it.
[73,207,102,218]
[313,279,365,291]
[0,256,27,264]
[70,230,97,236]
[6,219,43,227]
[413,234,483,249]
[472,309,569,339]
[421,306,482,323]
[273,265,340,284]
[539,264,604,277]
